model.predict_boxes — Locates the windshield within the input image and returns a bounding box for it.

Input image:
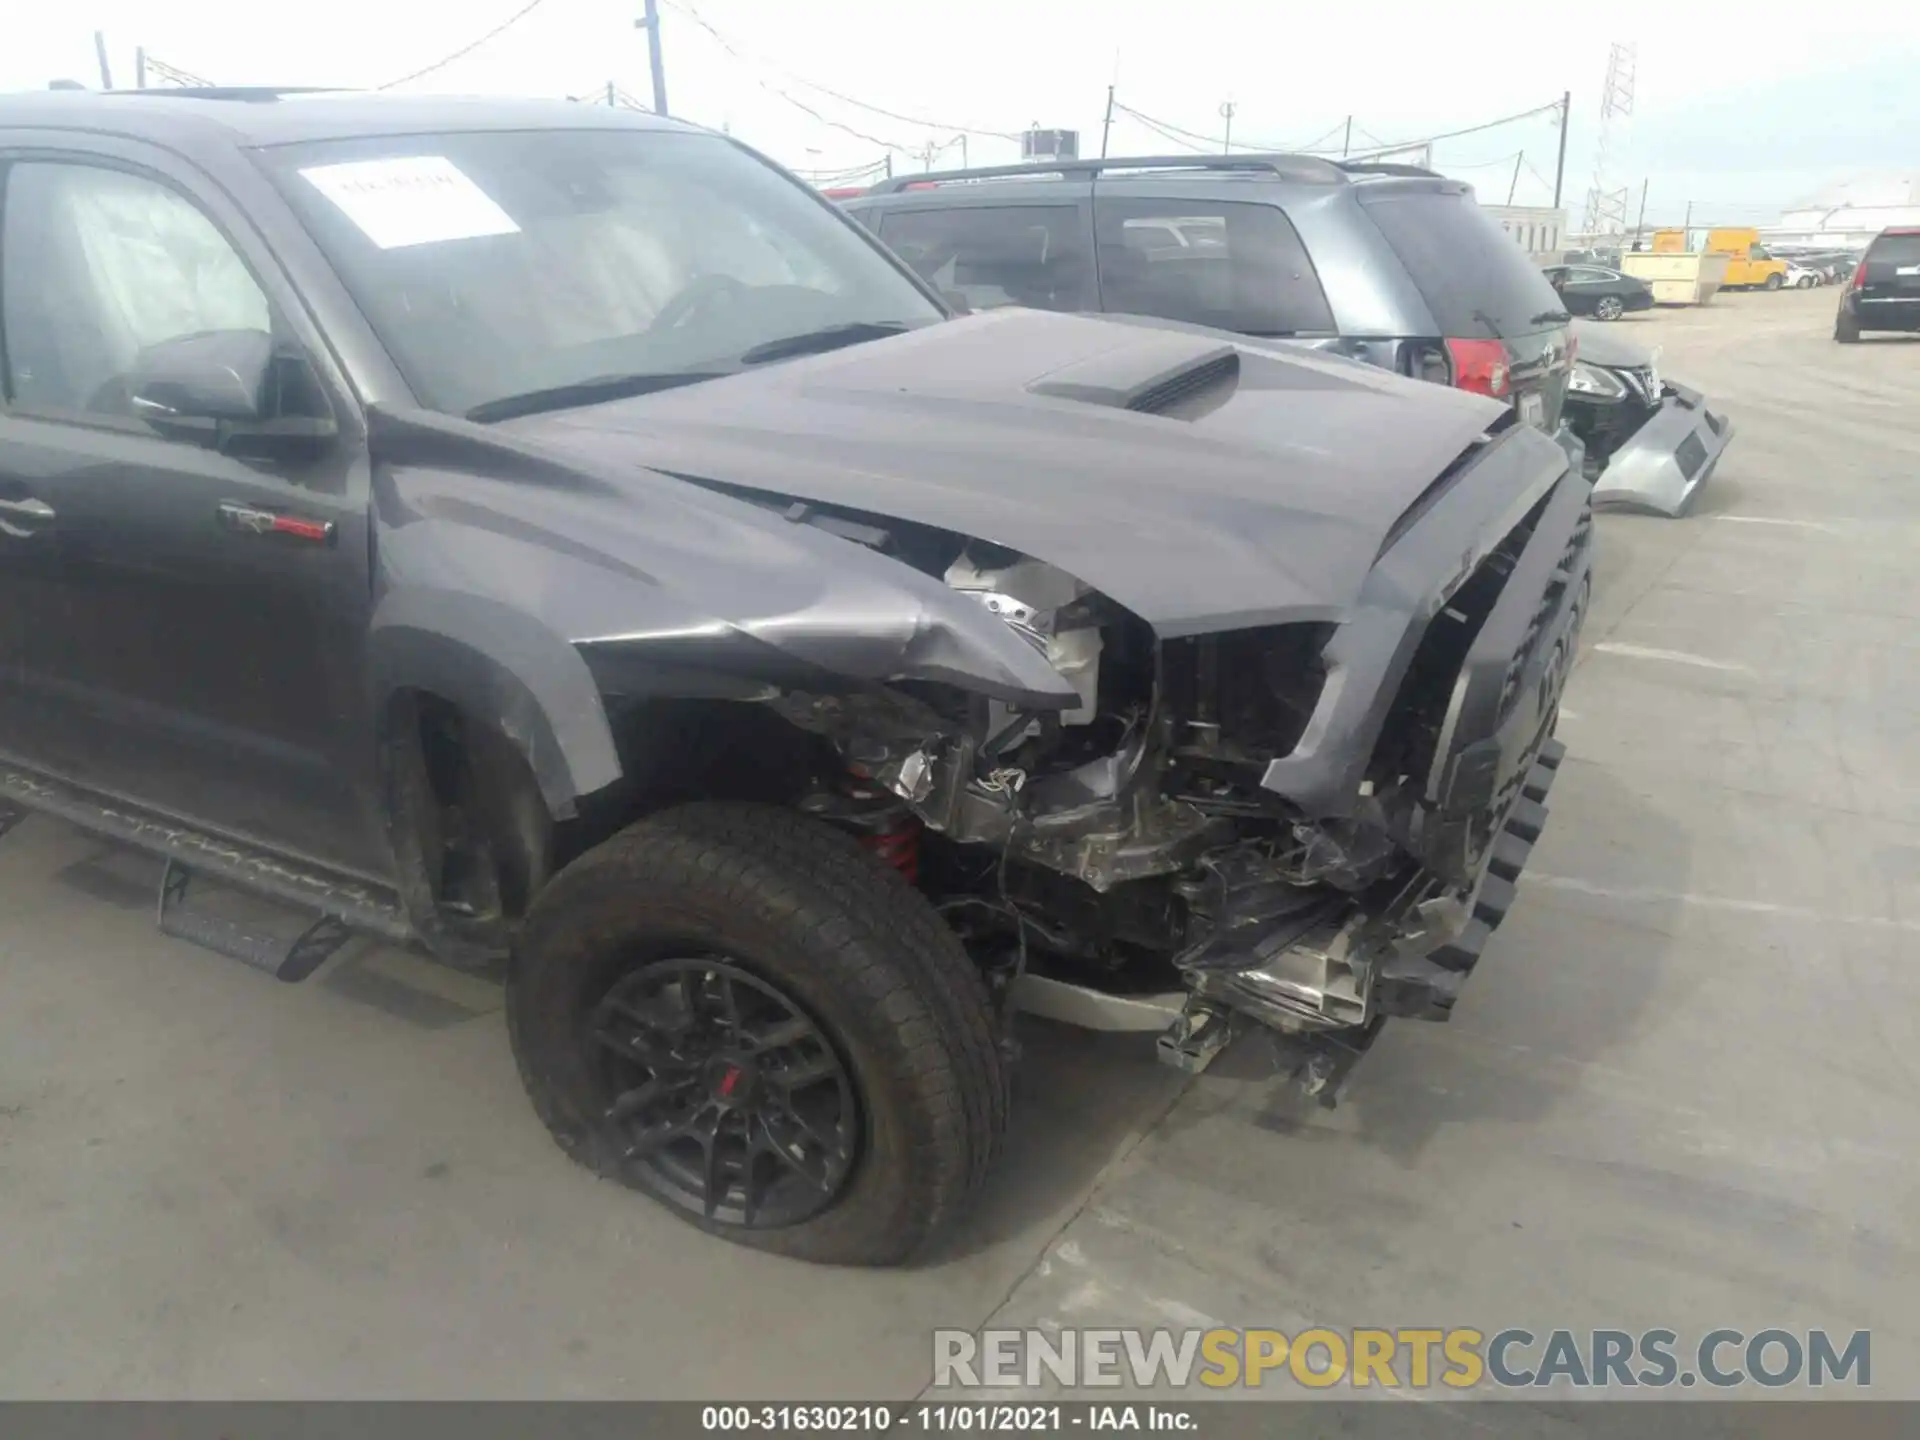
[265,129,942,416]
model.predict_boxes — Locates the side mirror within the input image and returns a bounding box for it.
[127,329,338,455]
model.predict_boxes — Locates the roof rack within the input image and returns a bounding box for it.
[109,86,350,102]
[863,152,1346,195]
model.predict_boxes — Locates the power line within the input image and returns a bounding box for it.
[759,82,915,153]
[142,55,214,87]
[1115,106,1213,153]
[1296,120,1354,153]
[377,0,555,90]
[1411,100,1567,148]
[1114,100,1541,160]
[1112,101,1308,153]
[664,0,1023,140]
[1441,150,1525,171]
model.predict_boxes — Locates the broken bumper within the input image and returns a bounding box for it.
[1175,738,1569,1095]
[1590,382,1735,517]
[1163,471,1594,1081]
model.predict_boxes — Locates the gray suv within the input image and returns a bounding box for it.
[845,154,1576,432]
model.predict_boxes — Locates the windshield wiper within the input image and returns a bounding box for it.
[737,320,911,365]
[465,370,725,424]
[1531,309,1572,325]
[1469,307,1506,340]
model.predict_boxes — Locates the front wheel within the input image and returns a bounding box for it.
[1595,295,1625,321]
[507,802,1009,1265]
[1765,273,1784,291]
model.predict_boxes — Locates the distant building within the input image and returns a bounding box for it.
[1482,205,1567,261]
[1020,128,1079,162]
[1765,175,1920,251]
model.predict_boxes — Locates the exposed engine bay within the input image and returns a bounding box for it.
[755,469,1589,1089]
[444,308,1596,1096]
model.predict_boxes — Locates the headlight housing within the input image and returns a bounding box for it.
[1567,360,1629,399]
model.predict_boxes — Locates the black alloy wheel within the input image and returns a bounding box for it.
[508,802,1009,1264]
[591,956,859,1229]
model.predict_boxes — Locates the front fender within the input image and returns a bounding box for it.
[367,588,620,818]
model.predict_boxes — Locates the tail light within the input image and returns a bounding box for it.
[1444,337,1511,398]
[1851,260,1868,290]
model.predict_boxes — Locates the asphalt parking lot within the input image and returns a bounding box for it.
[2,286,1914,1402]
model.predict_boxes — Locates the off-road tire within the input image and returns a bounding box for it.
[507,801,1009,1266]
[1595,295,1624,321]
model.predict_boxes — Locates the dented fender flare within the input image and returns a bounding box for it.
[367,587,623,819]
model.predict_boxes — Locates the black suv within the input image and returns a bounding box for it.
[1835,228,1920,341]
[0,93,1588,1264]
[844,155,1576,433]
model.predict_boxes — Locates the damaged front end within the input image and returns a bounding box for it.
[1564,328,1736,517]
[762,428,1593,1099]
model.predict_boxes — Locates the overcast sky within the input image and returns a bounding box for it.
[7,0,1916,225]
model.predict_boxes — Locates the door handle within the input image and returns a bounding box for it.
[0,495,55,538]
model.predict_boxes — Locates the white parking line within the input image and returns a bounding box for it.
[1527,874,1920,934]
[1718,514,1836,532]
[1592,642,1752,672]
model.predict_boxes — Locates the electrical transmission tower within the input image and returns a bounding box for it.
[1581,42,1636,237]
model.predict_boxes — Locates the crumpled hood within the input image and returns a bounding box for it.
[499,308,1510,635]
[1572,318,1655,370]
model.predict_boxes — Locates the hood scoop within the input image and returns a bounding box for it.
[1027,332,1240,416]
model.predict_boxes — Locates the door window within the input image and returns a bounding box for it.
[1,161,271,417]
[1093,197,1334,335]
[875,205,1092,313]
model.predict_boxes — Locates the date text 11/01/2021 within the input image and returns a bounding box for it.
[702,1406,1194,1432]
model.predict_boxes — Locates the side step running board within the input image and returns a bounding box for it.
[0,761,416,981]
[157,859,356,983]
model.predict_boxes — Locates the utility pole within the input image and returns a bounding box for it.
[884,153,893,179]
[1683,199,1693,246]
[1508,152,1524,205]
[1634,177,1649,244]
[1551,90,1570,210]
[1219,101,1235,153]
[635,0,668,116]
[93,31,113,89]
[135,47,147,89]
[1100,85,1115,158]
[1341,115,1352,157]
[960,134,969,168]
[606,81,616,106]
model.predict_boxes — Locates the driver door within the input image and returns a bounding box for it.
[0,150,384,875]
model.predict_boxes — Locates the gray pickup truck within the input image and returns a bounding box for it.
[0,92,1587,1265]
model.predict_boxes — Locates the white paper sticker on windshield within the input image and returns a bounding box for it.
[299,156,519,250]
